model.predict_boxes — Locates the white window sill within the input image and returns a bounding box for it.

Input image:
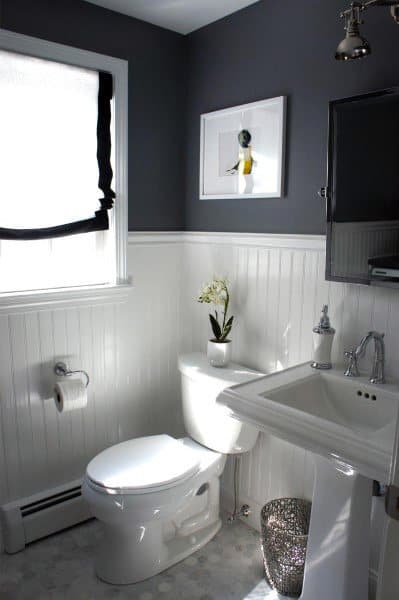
[0,282,133,313]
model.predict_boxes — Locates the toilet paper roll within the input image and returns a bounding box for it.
[54,380,88,413]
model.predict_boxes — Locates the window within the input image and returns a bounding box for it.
[0,30,128,298]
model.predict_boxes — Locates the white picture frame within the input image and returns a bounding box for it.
[200,96,286,200]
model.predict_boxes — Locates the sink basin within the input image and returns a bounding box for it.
[264,371,396,435]
[218,362,399,481]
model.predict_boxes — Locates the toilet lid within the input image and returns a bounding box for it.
[86,434,200,492]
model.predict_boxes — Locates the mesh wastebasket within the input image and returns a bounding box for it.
[261,498,311,598]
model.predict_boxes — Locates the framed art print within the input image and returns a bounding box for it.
[200,96,286,200]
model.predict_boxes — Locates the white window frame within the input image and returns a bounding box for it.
[0,29,129,311]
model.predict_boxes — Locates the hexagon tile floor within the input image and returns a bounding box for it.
[0,516,284,600]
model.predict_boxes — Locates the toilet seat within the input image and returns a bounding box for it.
[86,434,200,495]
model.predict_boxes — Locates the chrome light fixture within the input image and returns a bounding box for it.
[335,3,370,60]
[336,0,399,61]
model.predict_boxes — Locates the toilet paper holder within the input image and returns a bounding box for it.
[54,362,90,388]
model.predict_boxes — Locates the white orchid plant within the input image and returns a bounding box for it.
[198,277,234,343]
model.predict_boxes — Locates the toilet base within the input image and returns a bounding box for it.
[85,439,226,586]
[96,518,222,585]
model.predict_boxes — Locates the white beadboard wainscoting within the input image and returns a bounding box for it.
[0,229,397,591]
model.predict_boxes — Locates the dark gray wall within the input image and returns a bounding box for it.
[185,0,399,234]
[3,0,399,234]
[1,0,186,231]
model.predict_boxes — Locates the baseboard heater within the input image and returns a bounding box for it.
[0,479,91,554]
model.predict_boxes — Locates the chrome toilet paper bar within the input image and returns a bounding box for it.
[54,361,90,388]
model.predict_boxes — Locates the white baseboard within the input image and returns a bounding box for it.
[1,479,91,554]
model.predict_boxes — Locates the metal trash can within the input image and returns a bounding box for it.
[261,498,311,598]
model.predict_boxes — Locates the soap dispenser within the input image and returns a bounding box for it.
[311,305,335,370]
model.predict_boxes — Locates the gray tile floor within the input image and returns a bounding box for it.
[0,517,284,600]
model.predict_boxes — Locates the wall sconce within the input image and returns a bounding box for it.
[336,0,399,61]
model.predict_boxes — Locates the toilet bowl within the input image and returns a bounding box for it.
[83,436,225,584]
[83,353,263,584]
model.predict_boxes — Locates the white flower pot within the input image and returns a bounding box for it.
[207,339,232,368]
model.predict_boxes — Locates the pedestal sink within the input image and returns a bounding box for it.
[217,363,399,600]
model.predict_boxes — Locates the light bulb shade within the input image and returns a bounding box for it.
[335,31,371,60]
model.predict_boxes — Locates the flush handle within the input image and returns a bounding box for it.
[196,483,209,496]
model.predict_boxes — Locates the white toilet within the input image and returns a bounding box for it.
[82,353,262,584]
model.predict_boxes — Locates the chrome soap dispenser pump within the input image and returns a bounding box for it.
[311,305,335,370]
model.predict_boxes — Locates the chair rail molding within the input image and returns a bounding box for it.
[128,231,326,251]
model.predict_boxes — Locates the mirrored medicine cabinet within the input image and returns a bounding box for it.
[325,87,399,288]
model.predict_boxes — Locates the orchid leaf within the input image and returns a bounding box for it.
[209,314,222,340]
[220,324,232,342]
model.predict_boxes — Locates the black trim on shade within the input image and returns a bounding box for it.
[0,70,115,240]
[0,209,109,241]
[97,72,115,211]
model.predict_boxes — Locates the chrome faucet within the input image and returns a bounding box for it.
[344,331,385,384]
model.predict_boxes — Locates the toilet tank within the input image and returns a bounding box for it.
[178,353,264,454]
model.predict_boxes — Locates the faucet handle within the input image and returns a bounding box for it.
[344,349,359,377]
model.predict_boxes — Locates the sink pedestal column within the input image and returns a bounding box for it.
[301,455,372,600]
